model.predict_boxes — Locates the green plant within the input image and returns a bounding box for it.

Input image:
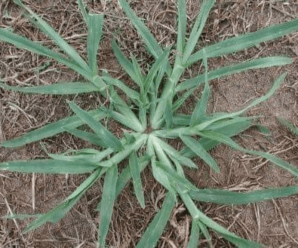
[1,0,298,247]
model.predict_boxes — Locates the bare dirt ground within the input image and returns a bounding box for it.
[1,0,298,247]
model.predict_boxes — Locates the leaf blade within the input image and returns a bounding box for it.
[180,135,220,172]
[68,101,123,151]
[129,152,145,208]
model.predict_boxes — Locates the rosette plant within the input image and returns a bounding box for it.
[1,0,298,247]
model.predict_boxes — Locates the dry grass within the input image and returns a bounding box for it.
[1,0,298,247]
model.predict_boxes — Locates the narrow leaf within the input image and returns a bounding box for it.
[0,28,91,80]
[112,40,140,86]
[65,128,105,147]
[193,73,287,131]
[183,0,216,64]
[189,186,298,205]
[0,82,99,95]
[198,130,298,178]
[77,0,88,23]
[190,49,210,126]
[180,135,220,172]
[87,14,104,75]
[68,101,123,151]
[188,221,201,248]
[1,109,105,148]
[102,76,140,100]
[136,193,176,248]
[118,0,163,59]
[129,152,145,208]
[188,18,298,65]
[15,0,90,72]
[277,117,298,137]
[98,165,118,247]
[0,159,98,174]
[24,169,102,233]
[177,0,187,53]
[177,57,292,92]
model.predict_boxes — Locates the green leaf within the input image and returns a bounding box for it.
[180,135,220,172]
[68,101,123,151]
[4,214,42,220]
[181,118,253,158]
[176,185,262,248]
[0,28,91,80]
[112,40,141,87]
[193,73,287,131]
[198,130,298,178]
[177,0,187,54]
[188,221,201,248]
[0,82,99,95]
[172,88,196,113]
[147,137,176,198]
[277,117,298,137]
[136,193,176,248]
[190,49,210,126]
[65,128,105,147]
[87,14,104,76]
[116,156,149,198]
[1,109,105,148]
[24,169,103,233]
[164,99,173,129]
[177,57,292,92]
[43,147,113,164]
[144,48,171,94]
[14,0,90,73]
[188,18,298,65]
[182,0,216,64]
[0,159,98,174]
[102,76,140,100]
[189,186,298,205]
[98,165,118,248]
[77,0,88,23]
[118,0,163,59]
[156,162,197,191]
[197,222,212,247]
[153,136,197,168]
[129,152,145,208]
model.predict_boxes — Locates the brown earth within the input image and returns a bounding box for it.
[1,0,298,247]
